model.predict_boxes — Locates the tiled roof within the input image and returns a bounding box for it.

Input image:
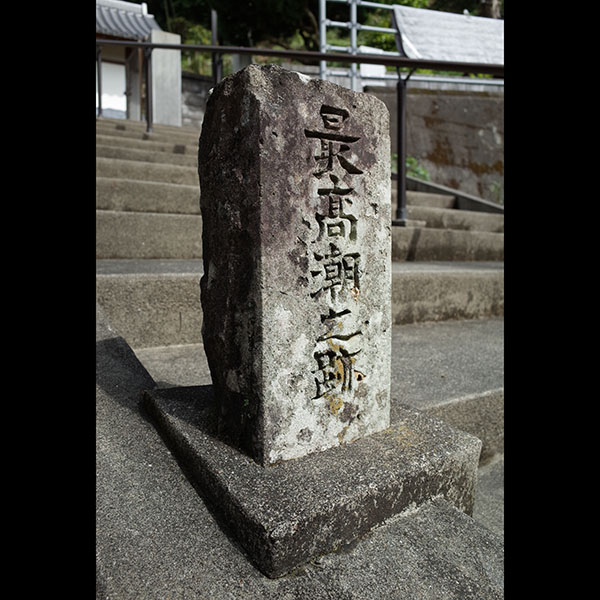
[392,6,503,65]
[96,0,162,41]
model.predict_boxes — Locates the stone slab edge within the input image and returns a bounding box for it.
[142,385,482,578]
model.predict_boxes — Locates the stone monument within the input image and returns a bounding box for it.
[198,64,392,466]
[143,65,482,578]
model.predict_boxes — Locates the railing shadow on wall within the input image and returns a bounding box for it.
[96,40,503,224]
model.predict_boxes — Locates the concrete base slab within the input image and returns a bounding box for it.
[473,454,504,538]
[142,385,482,578]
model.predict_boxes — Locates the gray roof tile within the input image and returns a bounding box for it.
[96,0,161,41]
[392,6,503,65]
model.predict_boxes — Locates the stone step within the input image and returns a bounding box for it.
[96,210,203,259]
[96,143,198,167]
[132,316,503,464]
[95,125,199,145]
[407,205,504,233]
[96,177,200,214]
[392,226,504,261]
[96,207,502,260]
[96,116,201,135]
[96,259,503,348]
[96,119,200,145]
[96,157,198,186]
[96,174,502,234]
[395,188,457,209]
[96,133,198,155]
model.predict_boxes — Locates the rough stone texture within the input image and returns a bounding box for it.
[198,65,391,466]
[142,384,482,578]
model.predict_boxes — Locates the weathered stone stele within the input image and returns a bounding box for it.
[198,64,391,466]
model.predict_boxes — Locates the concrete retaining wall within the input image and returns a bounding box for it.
[181,72,213,128]
[364,86,504,204]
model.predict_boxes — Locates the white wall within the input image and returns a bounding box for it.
[96,62,127,116]
[149,30,182,126]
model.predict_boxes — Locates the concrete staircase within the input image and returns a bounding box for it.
[96,115,503,594]
[96,117,503,483]
[96,117,504,335]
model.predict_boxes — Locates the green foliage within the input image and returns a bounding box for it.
[406,156,430,181]
[141,0,503,73]
[489,180,504,205]
[147,0,321,52]
[391,153,430,181]
[429,0,503,17]
[144,0,470,58]
[168,16,213,74]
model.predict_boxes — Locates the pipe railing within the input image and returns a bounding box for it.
[95,39,503,224]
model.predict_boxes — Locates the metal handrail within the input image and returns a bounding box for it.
[95,39,503,75]
[95,38,503,223]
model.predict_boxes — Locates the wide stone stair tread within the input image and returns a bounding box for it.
[398,189,457,209]
[96,143,199,167]
[95,125,199,145]
[392,226,503,261]
[96,156,199,186]
[96,173,502,233]
[96,119,201,144]
[96,177,200,214]
[96,133,198,154]
[96,259,503,347]
[407,204,504,232]
[96,210,203,259]
[96,206,503,260]
[96,116,201,134]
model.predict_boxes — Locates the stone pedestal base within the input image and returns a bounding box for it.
[143,385,481,578]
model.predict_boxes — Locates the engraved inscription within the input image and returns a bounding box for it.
[310,243,360,300]
[312,346,361,400]
[304,104,367,412]
[304,106,364,178]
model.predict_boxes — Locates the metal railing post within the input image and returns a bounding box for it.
[319,0,327,80]
[211,9,222,86]
[144,46,153,133]
[96,46,103,118]
[394,68,415,225]
[350,0,358,91]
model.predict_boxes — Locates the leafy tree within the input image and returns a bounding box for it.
[144,1,459,51]
[141,0,502,72]
[429,0,503,17]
